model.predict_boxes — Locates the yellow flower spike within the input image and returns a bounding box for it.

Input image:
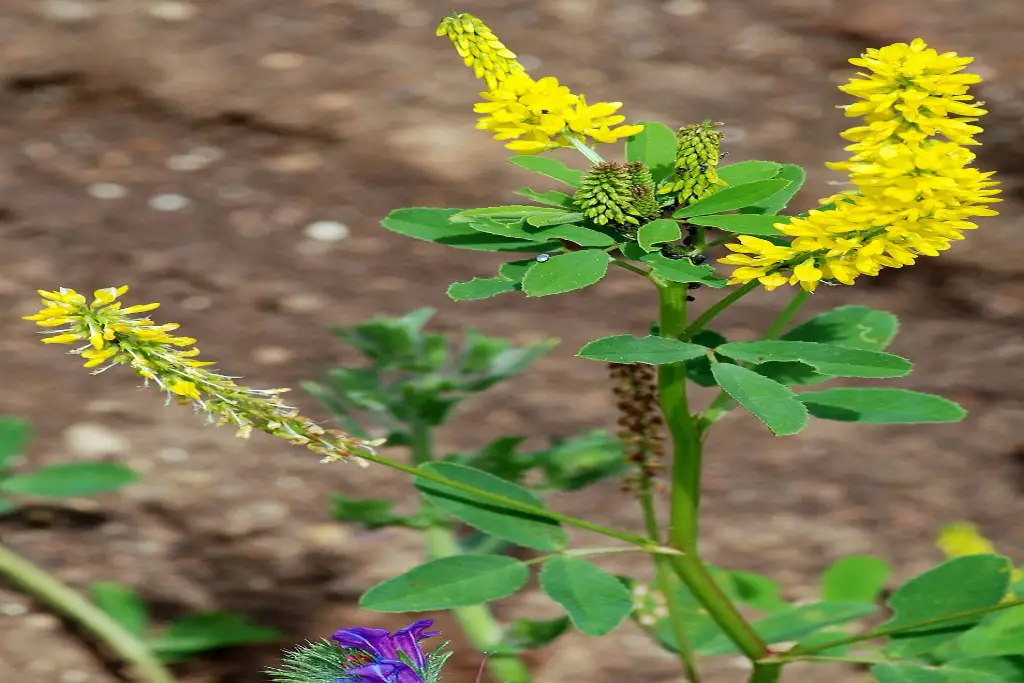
[937,523,996,558]
[721,38,1000,290]
[24,285,378,463]
[440,12,643,153]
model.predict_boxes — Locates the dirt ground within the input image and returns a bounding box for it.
[1,1,1023,682]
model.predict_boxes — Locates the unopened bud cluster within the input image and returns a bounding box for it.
[660,121,727,206]
[576,161,661,236]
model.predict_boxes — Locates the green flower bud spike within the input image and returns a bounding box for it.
[660,120,728,206]
[576,162,642,229]
[625,161,661,220]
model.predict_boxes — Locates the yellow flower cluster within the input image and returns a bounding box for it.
[721,39,1001,291]
[938,522,1023,583]
[24,286,379,462]
[437,13,643,154]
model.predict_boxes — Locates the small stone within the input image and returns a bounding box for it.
[158,447,189,462]
[24,613,60,631]
[147,1,198,21]
[63,422,130,457]
[264,151,324,174]
[39,0,99,23]
[252,346,293,365]
[181,295,211,310]
[148,193,191,212]
[260,52,306,70]
[166,154,209,172]
[0,602,28,617]
[87,182,128,200]
[280,293,325,314]
[663,0,706,16]
[304,220,350,242]
[312,92,355,112]
[304,523,352,549]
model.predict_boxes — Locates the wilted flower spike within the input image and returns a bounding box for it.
[24,286,380,462]
[720,39,1001,291]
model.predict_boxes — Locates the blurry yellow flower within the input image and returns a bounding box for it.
[721,39,1000,291]
[938,522,1022,584]
[439,12,643,153]
[24,286,378,462]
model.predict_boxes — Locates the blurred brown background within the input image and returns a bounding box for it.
[1,1,1023,681]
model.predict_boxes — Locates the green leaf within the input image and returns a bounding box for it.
[641,253,729,287]
[822,556,892,603]
[149,612,280,663]
[525,212,585,228]
[381,208,556,252]
[527,224,616,247]
[0,417,31,470]
[509,156,584,187]
[329,494,423,529]
[686,214,789,236]
[957,604,1024,656]
[0,498,18,516]
[0,463,138,498]
[92,582,149,638]
[498,260,536,283]
[452,206,569,222]
[540,556,633,636]
[521,250,612,297]
[882,555,1013,657]
[872,662,1005,683]
[717,161,782,186]
[448,278,519,302]
[626,122,678,183]
[698,602,878,656]
[729,571,792,614]
[742,164,806,215]
[710,364,808,436]
[674,180,792,218]
[360,555,529,612]
[467,217,539,241]
[496,616,572,654]
[577,335,707,364]
[415,462,568,551]
[801,388,966,424]
[637,219,682,252]
[513,188,576,208]
[536,430,629,491]
[783,305,899,350]
[943,657,1024,682]
[716,340,912,379]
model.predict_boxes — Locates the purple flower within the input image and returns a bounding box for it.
[332,620,440,683]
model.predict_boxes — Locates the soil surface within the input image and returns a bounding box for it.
[1,1,1023,683]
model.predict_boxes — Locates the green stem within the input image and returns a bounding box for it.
[748,661,783,683]
[790,598,1024,656]
[565,134,606,165]
[611,259,652,278]
[638,478,701,683]
[424,527,532,683]
[0,542,177,683]
[657,282,769,662]
[523,545,681,566]
[763,290,811,341]
[658,283,701,552]
[679,281,758,341]
[410,422,532,683]
[358,451,656,548]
